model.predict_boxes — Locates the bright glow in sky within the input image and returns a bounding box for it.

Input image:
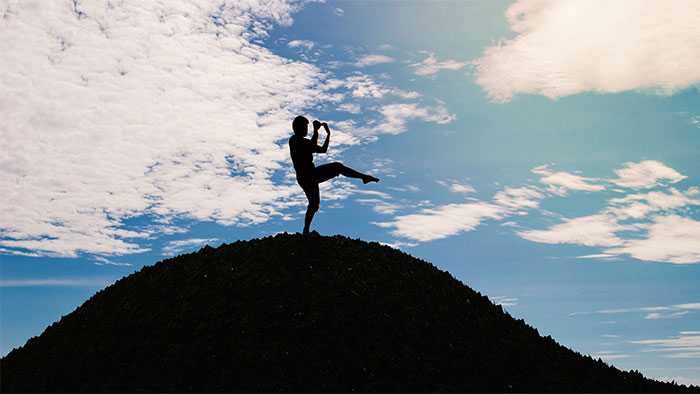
[1,0,700,385]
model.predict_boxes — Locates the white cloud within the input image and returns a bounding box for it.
[0,1,345,258]
[355,54,395,67]
[333,8,345,17]
[473,0,700,102]
[375,185,544,242]
[491,296,518,307]
[287,39,315,50]
[449,183,476,194]
[0,277,113,287]
[377,103,455,134]
[632,332,700,359]
[162,238,219,256]
[571,302,700,318]
[355,198,402,215]
[493,186,544,210]
[375,202,505,242]
[437,180,475,194]
[611,160,687,189]
[607,187,700,220]
[644,311,689,320]
[411,54,467,76]
[332,74,419,100]
[517,162,700,264]
[532,165,604,195]
[590,351,630,361]
[606,215,700,264]
[93,256,132,267]
[338,103,361,114]
[518,214,629,247]
[577,253,619,261]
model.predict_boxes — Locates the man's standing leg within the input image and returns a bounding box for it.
[302,182,320,234]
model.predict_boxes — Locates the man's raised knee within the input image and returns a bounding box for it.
[331,162,344,174]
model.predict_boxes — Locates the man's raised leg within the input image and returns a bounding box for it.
[317,162,379,184]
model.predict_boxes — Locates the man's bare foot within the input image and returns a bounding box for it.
[362,175,379,184]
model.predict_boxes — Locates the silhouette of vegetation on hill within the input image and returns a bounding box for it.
[1,233,695,392]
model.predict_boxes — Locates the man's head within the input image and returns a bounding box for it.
[292,115,309,137]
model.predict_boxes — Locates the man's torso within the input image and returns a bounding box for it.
[289,135,315,182]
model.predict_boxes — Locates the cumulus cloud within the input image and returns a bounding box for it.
[355,54,395,67]
[611,160,687,189]
[411,54,467,76]
[379,159,699,264]
[375,201,505,242]
[516,161,700,264]
[377,103,455,134]
[437,181,476,194]
[375,185,544,242]
[287,39,315,50]
[532,165,604,195]
[330,74,420,100]
[518,214,630,247]
[492,186,544,210]
[606,216,700,264]
[0,0,338,258]
[473,0,700,102]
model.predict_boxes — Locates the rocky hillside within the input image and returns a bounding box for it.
[1,233,693,392]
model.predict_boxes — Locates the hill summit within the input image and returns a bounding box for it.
[1,233,693,392]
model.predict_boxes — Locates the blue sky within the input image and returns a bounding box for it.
[2,0,700,385]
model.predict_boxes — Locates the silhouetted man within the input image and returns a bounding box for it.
[289,115,379,234]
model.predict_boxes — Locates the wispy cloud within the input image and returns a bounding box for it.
[162,238,219,256]
[491,296,518,307]
[571,302,700,318]
[0,278,114,287]
[632,331,700,359]
[376,159,700,264]
[93,256,132,267]
[375,185,543,242]
[532,165,605,195]
[355,54,396,67]
[474,0,700,101]
[375,201,505,242]
[287,39,315,50]
[590,351,630,361]
[411,54,467,76]
[376,103,455,134]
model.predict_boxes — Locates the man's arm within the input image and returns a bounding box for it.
[315,122,330,153]
[310,120,321,146]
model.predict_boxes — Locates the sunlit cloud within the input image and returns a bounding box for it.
[355,54,395,67]
[0,278,114,287]
[611,161,687,189]
[411,54,467,76]
[632,331,700,359]
[162,238,219,256]
[474,0,700,101]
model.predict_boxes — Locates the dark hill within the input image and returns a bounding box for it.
[1,233,694,392]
